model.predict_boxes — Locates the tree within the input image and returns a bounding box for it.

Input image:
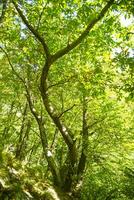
[0,0,134,199]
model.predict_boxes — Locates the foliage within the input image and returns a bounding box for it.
[0,0,134,199]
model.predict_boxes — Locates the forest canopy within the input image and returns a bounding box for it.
[0,0,134,199]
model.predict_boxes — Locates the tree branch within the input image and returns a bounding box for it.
[77,96,88,176]
[40,62,77,166]
[87,116,107,130]
[12,0,50,58]
[52,0,114,62]
[0,0,8,23]
[15,102,28,159]
[0,46,25,83]
[58,104,76,118]
[1,47,61,186]
[36,2,48,30]
[47,75,76,90]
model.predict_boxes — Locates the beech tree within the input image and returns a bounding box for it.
[0,0,134,199]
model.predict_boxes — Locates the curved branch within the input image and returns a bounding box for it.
[12,0,50,57]
[58,104,76,118]
[52,0,114,62]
